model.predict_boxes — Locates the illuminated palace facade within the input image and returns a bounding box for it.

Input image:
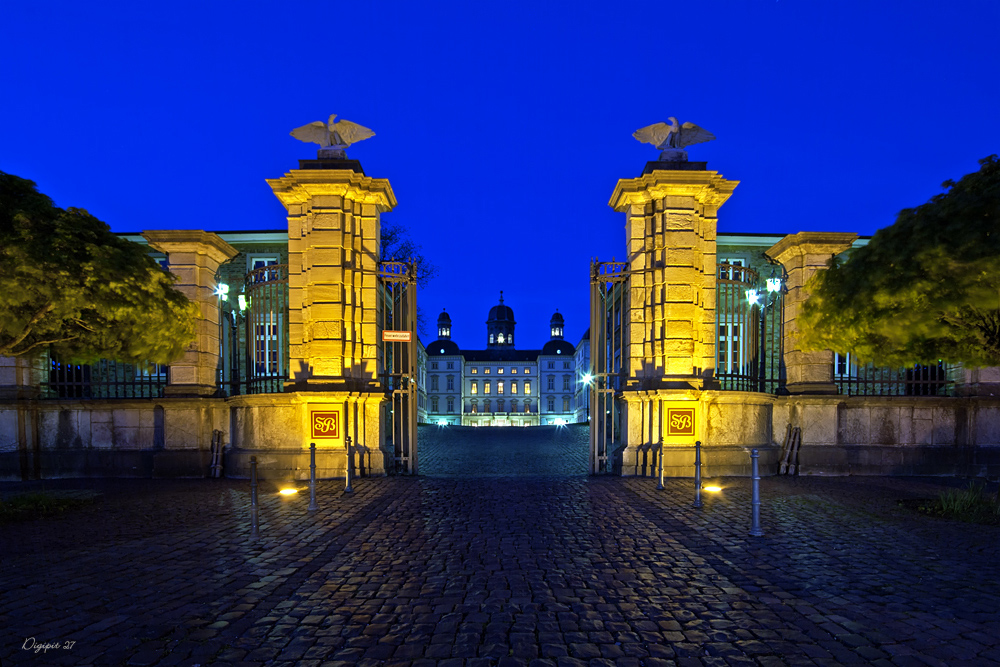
[424,295,586,426]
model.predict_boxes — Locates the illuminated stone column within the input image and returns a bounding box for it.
[609,166,737,389]
[267,164,396,391]
[143,231,238,397]
[766,232,857,395]
[609,164,737,473]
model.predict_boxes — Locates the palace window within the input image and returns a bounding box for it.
[563,361,570,369]
[471,367,478,374]
[431,397,439,412]
[471,381,478,394]
[446,376,454,391]
[498,368,504,374]
[524,400,531,413]
[484,381,491,394]
[562,376,570,390]
[547,376,555,390]
[510,381,517,394]
[484,368,491,374]
[834,353,857,378]
[490,334,495,344]
[524,381,531,393]
[471,401,478,414]
[563,397,570,412]
[498,381,504,395]
[547,397,555,412]
[447,361,454,370]
[431,362,439,370]
[484,400,491,413]
[524,367,531,373]
[430,375,439,391]
[447,397,454,412]
[511,368,517,374]
[498,399,505,411]
[547,361,555,369]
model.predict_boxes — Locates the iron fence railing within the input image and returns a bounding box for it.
[716,262,785,394]
[42,358,168,399]
[834,360,953,396]
[217,263,289,396]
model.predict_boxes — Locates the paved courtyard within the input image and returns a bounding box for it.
[2,431,1000,667]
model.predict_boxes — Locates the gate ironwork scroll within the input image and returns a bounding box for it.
[590,260,629,474]
[378,261,418,474]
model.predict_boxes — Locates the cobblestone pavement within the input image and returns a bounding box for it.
[2,471,1000,666]
[417,425,590,477]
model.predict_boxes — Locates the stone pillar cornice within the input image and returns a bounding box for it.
[609,170,738,211]
[266,171,397,211]
[142,230,239,264]
[765,232,859,265]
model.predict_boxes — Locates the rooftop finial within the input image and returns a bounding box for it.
[499,290,504,304]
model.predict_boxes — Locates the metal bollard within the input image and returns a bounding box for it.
[308,443,319,511]
[344,435,354,494]
[693,440,703,508]
[656,443,664,490]
[250,455,259,539]
[749,448,764,536]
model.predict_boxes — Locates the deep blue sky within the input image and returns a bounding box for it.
[3,1,998,350]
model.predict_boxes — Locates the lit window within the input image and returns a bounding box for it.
[835,353,857,378]
[471,401,478,414]
[524,367,530,374]
[471,381,478,395]
[524,400,531,413]
[490,334,495,344]
[498,381,504,395]
[498,333,505,344]
[511,368,517,374]
[471,368,478,374]
[563,397,570,411]
[508,334,513,345]
[498,368,504,374]
[524,381,531,393]
[510,381,518,395]
[484,368,491,374]
[485,381,491,395]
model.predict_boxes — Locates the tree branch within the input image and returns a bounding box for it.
[0,302,54,356]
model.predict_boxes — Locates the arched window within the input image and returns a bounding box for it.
[490,334,495,344]
[498,333,505,344]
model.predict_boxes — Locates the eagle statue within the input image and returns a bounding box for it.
[290,114,375,159]
[633,118,715,161]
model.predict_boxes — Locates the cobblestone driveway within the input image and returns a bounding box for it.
[2,468,999,665]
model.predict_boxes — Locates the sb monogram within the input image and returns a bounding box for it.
[666,408,696,436]
[311,411,340,438]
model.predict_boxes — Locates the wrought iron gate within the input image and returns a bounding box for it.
[590,261,629,474]
[378,261,418,474]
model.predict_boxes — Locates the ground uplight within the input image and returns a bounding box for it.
[703,485,723,493]
[279,488,299,496]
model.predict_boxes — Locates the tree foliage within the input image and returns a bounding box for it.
[800,155,1000,367]
[0,172,198,363]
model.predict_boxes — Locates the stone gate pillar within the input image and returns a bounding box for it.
[266,160,396,473]
[143,231,238,397]
[609,162,737,472]
[766,232,857,395]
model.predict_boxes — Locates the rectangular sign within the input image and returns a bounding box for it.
[382,330,412,342]
[310,410,340,439]
[666,407,696,437]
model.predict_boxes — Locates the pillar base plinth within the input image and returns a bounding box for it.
[164,384,218,398]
